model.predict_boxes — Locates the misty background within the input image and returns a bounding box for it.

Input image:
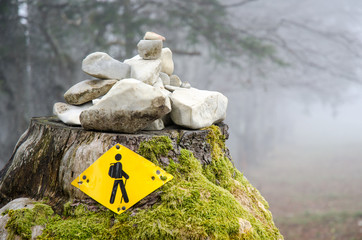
[1,0,361,238]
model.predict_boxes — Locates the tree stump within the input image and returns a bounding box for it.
[0,116,283,239]
[0,117,229,206]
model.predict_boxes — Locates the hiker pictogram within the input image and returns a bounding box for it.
[108,153,129,204]
[71,144,173,214]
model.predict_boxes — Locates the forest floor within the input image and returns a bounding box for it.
[244,145,362,240]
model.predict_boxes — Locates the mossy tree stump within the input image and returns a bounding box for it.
[0,117,283,239]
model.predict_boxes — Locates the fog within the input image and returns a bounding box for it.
[289,87,362,150]
[1,0,362,238]
[177,1,362,237]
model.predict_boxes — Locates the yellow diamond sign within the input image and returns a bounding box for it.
[71,144,173,214]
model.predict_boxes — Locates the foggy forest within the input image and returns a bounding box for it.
[1,0,362,239]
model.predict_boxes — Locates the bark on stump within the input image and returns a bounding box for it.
[0,116,284,239]
[0,116,230,208]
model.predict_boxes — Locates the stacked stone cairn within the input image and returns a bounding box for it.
[53,32,228,133]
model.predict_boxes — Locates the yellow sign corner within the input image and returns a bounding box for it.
[71,144,173,214]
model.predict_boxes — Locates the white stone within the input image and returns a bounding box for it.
[180,81,191,88]
[64,79,117,105]
[82,52,130,79]
[164,85,180,92]
[160,48,174,75]
[0,198,35,240]
[144,31,166,41]
[124,58,161,85]
[80,79,171,133]
[0,214,9,239]
[159,89,172,126]
[159,72,170,85]
[153,77,164,89]
[53,102,92,125]
[238,218,252,234]
[170,74,182,87]
[170,88,228,129]
[160,88,172,98]
[143,119,165,131]
[0,198,35,214]
[31,225,45,239]
[92,96,102,105]
[137,40,163,60]
[125,54,142,61]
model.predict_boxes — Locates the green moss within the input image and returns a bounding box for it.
[2,209,9,216]
[201,125,282,239]
[6,133,282,239]
[105,147,281,239]
[6,203,54,239]
[62,201,72,217]
[38,204,112,240]
[137,136,174,164]
[202,125,237,190]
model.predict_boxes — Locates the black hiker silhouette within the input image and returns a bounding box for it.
[108,153,129,204]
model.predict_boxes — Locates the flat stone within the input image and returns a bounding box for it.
[80,79,171,133]
[160,88,171,97]
[153,77,164,89]
[159,72,170,85]
[170,88,228,129]
[160,48,174,75]
[64,79,117,105]
[170,75,182,87]
[144,31,166,41]
[124,57,161,85]
[164,85,180,92]
[53,102,92,125]
[82,52,130,79]
[0,198,35,214]
[143,119,165,131]
[137,40,163,60]
[125,54,142,61]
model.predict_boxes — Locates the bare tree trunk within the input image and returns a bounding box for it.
[123,0,136,58]
[0,0,28,167]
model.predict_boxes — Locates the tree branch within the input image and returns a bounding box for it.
[172,49,201,56]
[222,0,258,8]
[38,9,68,69]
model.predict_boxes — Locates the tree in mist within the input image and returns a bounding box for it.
[0,0,28,165]
[0,0,280,166]
[3,0,358,168]
[222,0,362,166]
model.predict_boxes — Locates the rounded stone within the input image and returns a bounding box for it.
[137,40,163,60]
